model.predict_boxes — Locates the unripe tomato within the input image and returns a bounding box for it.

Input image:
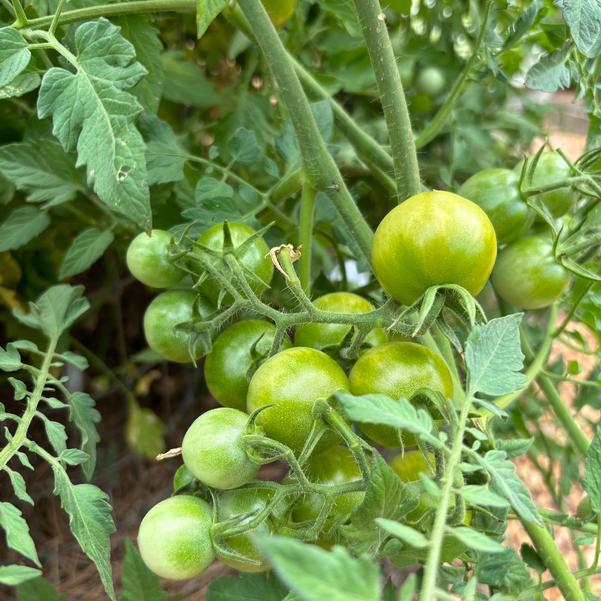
[293,292,387,351]
[127,230,184,288]
[216,487,273,572]
[349,342,452,447]
[389,451,470,561]
[246,347,349,454]
[458,168,534,245]
[416,67,446,96]
[262,0,297,26]
[516,153,574,218]
[491,235,570,309]
[371,191,497,305]
[182,408,259,489]
[291,447,364,526]
[196,223,273,303]
[137,495,214,580]
[204,320,291,411]
[143,290,213,363]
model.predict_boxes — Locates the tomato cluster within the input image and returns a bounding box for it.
[130,172,573,579]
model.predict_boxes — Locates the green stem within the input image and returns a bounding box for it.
[418,398,471,601]
[11,0,28,26]
[554,283,593,337]
[352,0,420,200]
[0,336,57,471]
[298,180,316,294]
[49,0,66,33]
[239,0,374,265]
[520,520,586,601]
[414,2,492,149]
[516,566,601,600]
[20,0,195,28]
[530,362,590,456]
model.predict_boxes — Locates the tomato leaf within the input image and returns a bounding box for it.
[51,466,116,600]
[37,19,151,229]
[16,576,66,601]
[67,391,101,480]
[196,0,228,39]
[335,392,441,448]
[117,17,165,114]
[206,572,288,601]
[0,138,83,205]
[465,314,527,397]
[258,536,381,601]
[584,426,601,513]
[375,519,429,549]
[120,539,178,601]
[0,28,31,87]
[0,565,41,586]
[525,44,572,92]
[0,206,50,253]
[474,450,542,526]
[59,228,115,280]
[0,502,40,566]
[557,0,601,58]
[445,526,504,553]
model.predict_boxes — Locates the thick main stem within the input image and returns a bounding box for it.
[520,520,587,601]
[239,0,374,265]
[298,181,316,294]
[352,0,420,200]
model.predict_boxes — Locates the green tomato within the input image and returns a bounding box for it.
[372,191,497,305]
[216,487,273,572]
[182,408,259,489]
[291,446,364,527]
[516,152,574,218]
[416,67,446,96]
[261,0,297,25]
[196,223,273,303]
[349,342,453,447]
[246,347,349,454]
[458,168,534,245]
[204,320,292,411]
[137,495,214,580]
[143,290,213,363]
[491,235,571,310]
[127,230,184,288]
[293,292,387,351]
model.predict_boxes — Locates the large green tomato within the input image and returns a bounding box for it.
[127,230,184,288]
[137,495,214,580]
[246,347,349,454]
[349,342,453,447]
[182,408,259,489]
[216,488,273,572]
[143,290,212,363]
[293,292,387,351]
[291,446,364,527]
[204,320,291,411]
[196,223,273,303]
[458,168,534,245]
[372,191,497,305]
[516,152,574,218]
[491,235,571,309]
